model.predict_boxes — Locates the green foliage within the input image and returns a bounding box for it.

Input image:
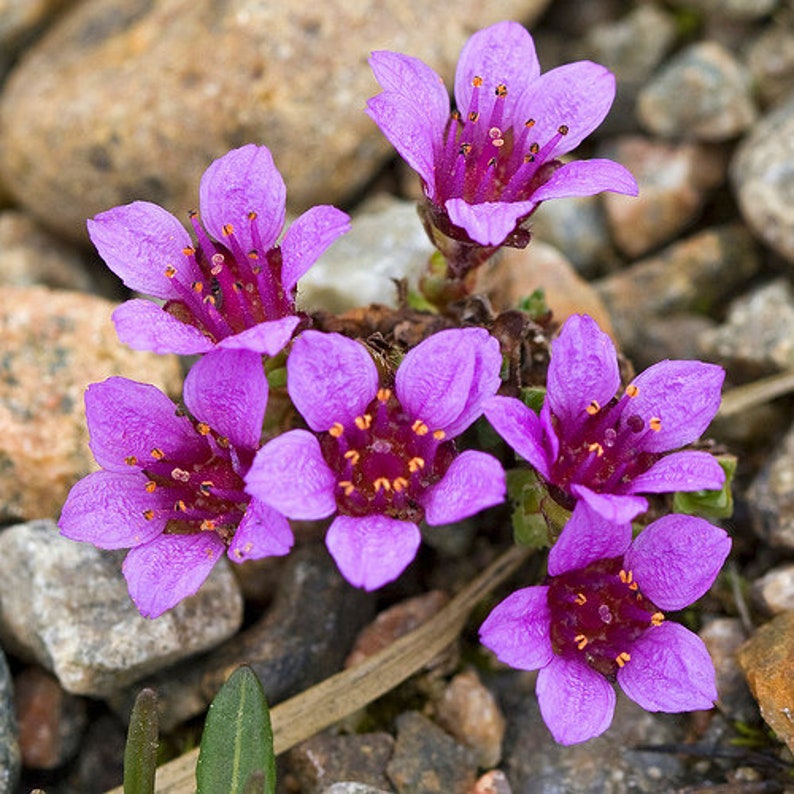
[516,288,550,321]
[196,665,276,794]
[124,688,159,794]
[507,468,570,550]
[518,386,546,414]
[673,454,737,519]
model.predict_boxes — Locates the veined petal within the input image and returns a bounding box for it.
[422,450,505,525]
[87,202,191,299]
[537,655,616,745]
[59,470,168,549]
[548,500,632,576]
[623,360,724,453]
[228,499,294,563]
[199,144,286,253]
[123,532,225,619]
[570,484,648,524]
[245,430,337,520]
[112,299,214,355]
[444,197,536,247]
[479,586,553,671]
[280,205,351,292]
[516,61,616,159]
[217,316,301,356]
[288,331,378,432]
[484,395,550,479]
[326,513,421,591]
[367,50,450,189]
[628,451,726,496]
[626,514,731,611]
[546,314,620,427]
[617,623,717,712]
[183,349,267,451]
[85,377,204,472]
[396,327,501,438]
[531,159,638,202]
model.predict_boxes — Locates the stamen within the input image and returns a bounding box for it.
[200,519,216,531]
[525,118,535,128]
[171,468,190,482]
[151,448,165,460]
[196,422,211,436]
[625,384,639,398]
[174,499,187,512]
[125,455,138,466]
[433,430,446,440]
[408,456,425,473]
[164,265,177,278]
[588,442,604,457]
[344,450,361,465]
[339,480,355,496]
[586,400,601,416]
[459,142,473,157]
[373,477,391,493]
[329,422,344,438]
[471,75,483,87]
[574,593,587,606]
[145,481,157,493]
[222,223,234,236]
[142,509,155,521]
[411,419,429,436]
[651,612,665,626]
[649,417,662,432]
[192,281,204,293]
[377,388,392,402]
[619,569,633,585]
[558,124,569,135]
[468,111,480,122]
[495,83,508,97]
[355,414,373,430]
[575,634,588,650]
[199,481,213,496]
[615,651,631,668]
[393,477,408,492]
[247,211,257,220]
[182,246,196,257]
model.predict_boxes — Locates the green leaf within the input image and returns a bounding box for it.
[517,288,550,321]
[123,688,159,794]
[518,387,546,414]
[196,665,276,794]
[673,454,737,519]
[506,468,571,550]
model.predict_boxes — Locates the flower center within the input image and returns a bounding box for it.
[319,388,456,523]
[161,211,292,343]
[547,556,664,679]
[127,417,252,545]
[550,386,662,497]
[436,75,568,206]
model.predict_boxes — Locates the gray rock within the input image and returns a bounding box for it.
[594,225,760,358]
[752,563,794,615]
[321,785,393,794]
[386,711,477,794]
[600,135,727,259]
[698,279,794,378]
[0,0,551,242]
[732,96,794,266]
[637,41,757,141]
[0,520,243,697]
[672,0,779,20]
[747,420,794,551]
[744,24,794,108]
[299,199,431,313]
[0,647,20,794]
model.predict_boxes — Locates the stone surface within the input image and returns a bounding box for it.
[600,135,727,258]
[0,0,551,243]
[14,665,87,769]
[676,0,779,19]
[0,647,20,794]
[471,770,513,794]
[299,198,431,313]
[698,279,794,378]
[0,0,66,73]
[594,225,760,357]
[0,284,182,522]
[112,543,374,731]
[386,711,477,794]
[747,420,794,551]
[434,669,505,769]
[476,240,616,338]
[0,520,243,697]
[287,731,395,792]
[738,610,794,754]
[753,563,794,615]
[321,785,392,794]
[732,96,794,266]
[745,24,794,108]
[637,41,757,141]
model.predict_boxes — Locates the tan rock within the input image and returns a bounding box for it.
[0,285,182,521]
[0,0,551,242]
[737,610,794,754]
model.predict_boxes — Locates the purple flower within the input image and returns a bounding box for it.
[88,144,350,356]
[366,21,638,253]
[58,349,293,618]
[485,314,726,524]
[245,328,506,590]
[480,504,731,744]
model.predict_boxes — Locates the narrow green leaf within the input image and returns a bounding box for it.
[196,665,275,794]
[123,688,159,794]
[673,454,737,519]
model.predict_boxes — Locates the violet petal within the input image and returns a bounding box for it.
[444,198,537,247]
[112,299,214,355]
[325,513,421,590]
[87,202,191,299]
[288,331,378,432]
[479,585,554,670]
[617,622,718,712]
[537,655,616,745]
[245,429,337,520]
[228,498,294,563]
[123,532,225,619]
[626,514,731,611]
[422,450,505,525]
[484,395,551,479]
[570,483,648,524]
[531,159,638,202]
[217,316,301,356]
[628,450,726,495]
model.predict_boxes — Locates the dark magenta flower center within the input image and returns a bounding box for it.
[547,556,664,679]
[162,212,291,343]
[128,417,252,545]
[436,75,567,205]
[319,388,456,523]
[549,388,661,497]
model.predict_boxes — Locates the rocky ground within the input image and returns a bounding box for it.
[0,0,794,792]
